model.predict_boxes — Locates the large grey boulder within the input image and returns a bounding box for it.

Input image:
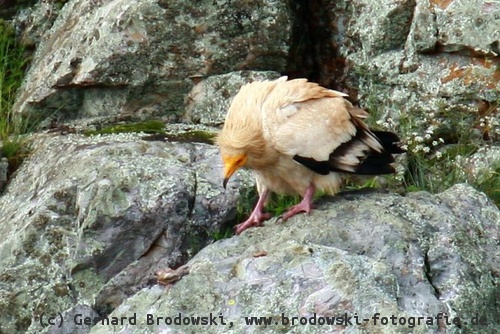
[75,185,498,334]
[13,0,291,122]
[0,131,253,333]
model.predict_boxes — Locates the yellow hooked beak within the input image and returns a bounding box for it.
[222,154,247,189]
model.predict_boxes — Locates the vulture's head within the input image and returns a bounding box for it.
[217,122,266,189]
[219,147,247,189]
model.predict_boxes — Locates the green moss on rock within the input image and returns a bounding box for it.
[84,120,166,136]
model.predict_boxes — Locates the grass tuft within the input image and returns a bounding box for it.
[0,19,32,187]
[473,162,500,206]
[0,19,29,139]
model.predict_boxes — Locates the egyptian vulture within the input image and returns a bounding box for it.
[217,77,404,234]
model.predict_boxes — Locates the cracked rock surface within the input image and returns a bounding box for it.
[4,130,496,334]
[88,185,499,334]
[0,131,253,333]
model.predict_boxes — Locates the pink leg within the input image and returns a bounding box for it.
[235,189,272,234]
[282,184,315,221]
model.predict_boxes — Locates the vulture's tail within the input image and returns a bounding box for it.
[293,128,406,176]
[352,130,406,175]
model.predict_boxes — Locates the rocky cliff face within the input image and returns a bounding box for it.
[0,0,498,333]
[12,0,291,121]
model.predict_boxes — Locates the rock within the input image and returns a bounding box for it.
[46,305,100,334]
[13,0,291,122]
[183,71,282,126]
[310,0,500,140]
[426,0,500,56]
[0,157,7,192]
[12,0,62,49]
[464,145,500,175]
[0,131,253,334]
[80,185,499,334]
[345,0,416,58]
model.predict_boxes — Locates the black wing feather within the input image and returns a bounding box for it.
[293,126,404,176]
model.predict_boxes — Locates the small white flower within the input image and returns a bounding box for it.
[435,151,442,158]
[415,136,424,143]
[423,147,430,153]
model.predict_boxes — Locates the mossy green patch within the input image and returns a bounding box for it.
[84,121,217,145]
[142,130,216,145]
[164,130,216,144]
[84,120,166,136]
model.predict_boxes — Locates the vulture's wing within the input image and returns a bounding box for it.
[262,78,397,175]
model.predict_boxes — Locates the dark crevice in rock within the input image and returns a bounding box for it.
[387,0,416,51]
[0,0,21,19]
[432,12,440,51]
[400,0,418,64]
[187,172,197,220]
[423,252,441,299]
[94,302,115,320]
[418,9,441,55]
[489,40,500,55]
[286,0,347,90]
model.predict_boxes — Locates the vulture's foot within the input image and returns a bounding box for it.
[282,201,313,220]
[283,184,315,221]
[235,211,272,234]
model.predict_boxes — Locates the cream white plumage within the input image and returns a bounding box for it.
[217,76,403,234]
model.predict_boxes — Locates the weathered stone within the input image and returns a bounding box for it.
[85,185,499,334]
[314,0,500,142]
[345,0,416,58]
[183,71,282,126]
[46,305,100,334]
[466,145,500,172]
[12,0,61,49]
[355,52,500,117]
[13,0,291,122]
[0,131,253,333]
[0,157,7,192]
[431,0,499,56]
